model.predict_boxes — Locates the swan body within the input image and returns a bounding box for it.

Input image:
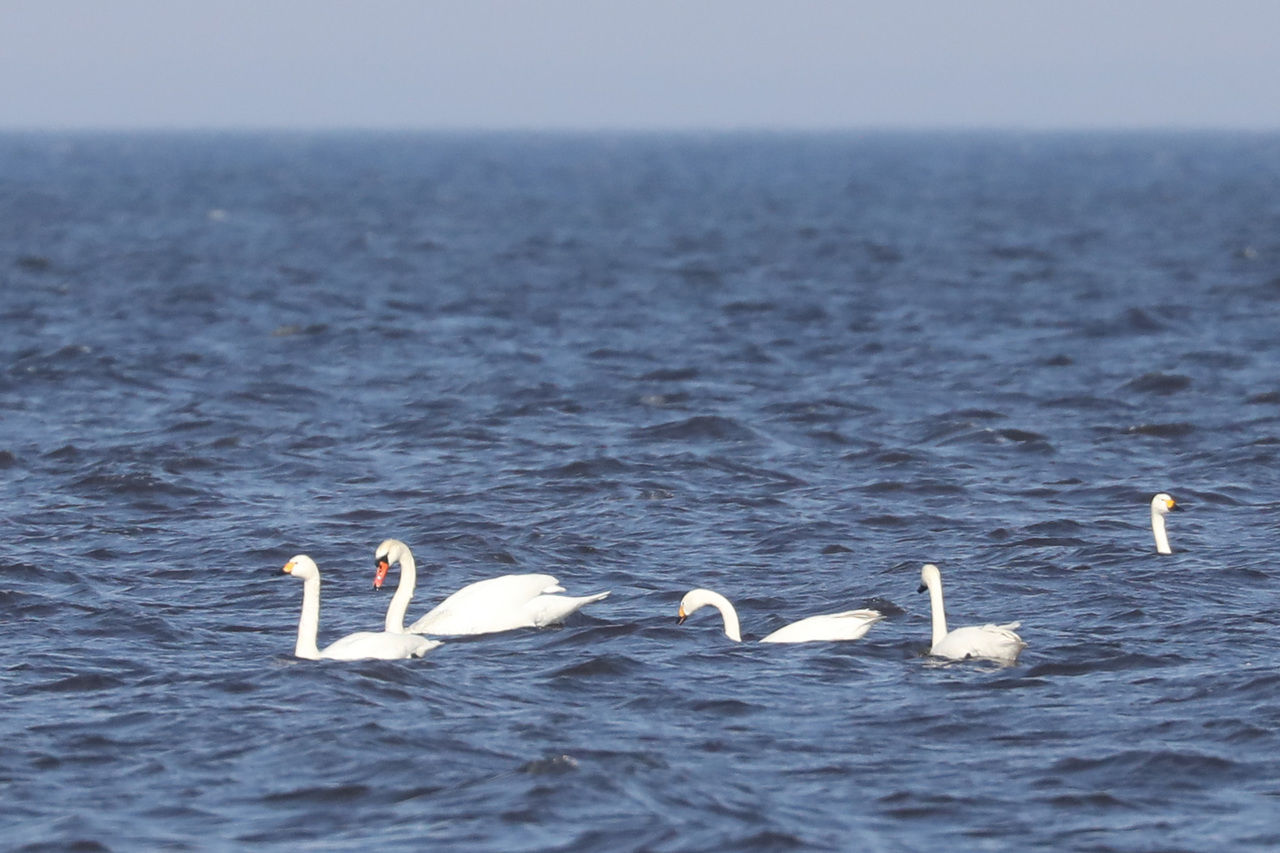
[1151,493,1177,554]
[916,564,1024,663]
[375,539,610,637]
[282,555,441,661]
[677,588,883,644]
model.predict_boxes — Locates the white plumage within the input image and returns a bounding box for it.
[282,555,440,661]
[916,563,1024,663]
[375,539,610,637]
[677,588,882,644]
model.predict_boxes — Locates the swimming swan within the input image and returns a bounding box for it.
[282,555,441,661]
[677,588,883,644]
[916,564,1025,663]
[374,539,611,636]
[1151,493,1178,554]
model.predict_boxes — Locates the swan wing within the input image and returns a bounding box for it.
[408,574,565,636]
[321,631,442,661]
[931,623,1026,663]
[760,609,883,644]
[523,590,611,627]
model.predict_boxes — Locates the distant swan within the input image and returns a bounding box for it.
[916,564,1024,663]
[282,555,440,661]
[375,539,610,636]
[677,588,883,644]
[1151,493,1178,554]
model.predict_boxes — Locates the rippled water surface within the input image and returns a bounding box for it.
[3,132,1280,851]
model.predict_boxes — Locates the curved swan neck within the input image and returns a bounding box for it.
[295,574,322,660]
[383,545,417,633]
[1152,509,1171,555]
[925,579,948,648]
[691,590,742,642]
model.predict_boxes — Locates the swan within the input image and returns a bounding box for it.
[1151,493,1178,554]
[282,555,441,661]
[676,588,883,644]
[916,564,1025,663]
[374,539,611,636]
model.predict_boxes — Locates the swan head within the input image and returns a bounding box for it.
[917,563,941,594]
[282,554,320,581]
[1151,493,1177,516]
[677,589,714,624]
[373,539,410,590]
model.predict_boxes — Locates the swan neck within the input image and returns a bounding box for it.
[706,591,742,642]
[1151,510,1171,555]
[384,547,416,633]
[295,574,322,660]
[927,580,948,648]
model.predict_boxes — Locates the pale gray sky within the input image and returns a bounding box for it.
[2,0,1277,130]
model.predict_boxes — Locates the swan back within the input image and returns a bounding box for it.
[759,609,883,644]
[408,573,605,636]
[677,588,742,642]
[930,622,1025,663]
[321,631,441,661]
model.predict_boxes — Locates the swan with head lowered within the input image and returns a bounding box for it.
[375,539,610,636]
[916,564,1025,663]
[282,555,441,661]
[677,588,883,644]
[1151,493,1179,554]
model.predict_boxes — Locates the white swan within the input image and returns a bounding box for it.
[282,555,441,661]
[1151,493,1178,554]
[374,539,611,636]
[916,564,1025,663]
[677,588,883,644]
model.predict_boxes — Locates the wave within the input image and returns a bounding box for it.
[1049,749,1244,787]
[1124,422,1197,438]
[527,456,632,480]
[1121,371,1193,394]
[631,415,759,443]
[69,468,204,499]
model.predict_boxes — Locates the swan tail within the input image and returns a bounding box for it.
[841,608,883,622]
[527,590,611,627]
[411,639,444,657]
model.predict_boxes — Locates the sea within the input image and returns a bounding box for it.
[1,130,1279,852]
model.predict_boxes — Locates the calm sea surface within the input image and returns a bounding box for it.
[2,131,1279,851]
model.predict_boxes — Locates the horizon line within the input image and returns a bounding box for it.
[2,122,1279,136]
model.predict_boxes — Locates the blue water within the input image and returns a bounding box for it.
[2,131,1280,851]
